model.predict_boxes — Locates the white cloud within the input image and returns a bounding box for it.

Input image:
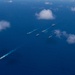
[71,7,75,12]
[54,30,62,38]
[71,0,75,2]
[35,9,55,20]
[54,30,68,38]
[54,29,75,44]
[45,2,53,5]
[62,31,68,37]
[62,31,75,44]
[4,0,13,3]
[0,20,10,31]
[8,0,13,3]
[45,2,50,5]
[67,34,75,44]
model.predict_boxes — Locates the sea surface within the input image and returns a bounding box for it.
[0,1,75,75]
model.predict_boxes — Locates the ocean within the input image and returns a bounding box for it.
[0,1,75,75]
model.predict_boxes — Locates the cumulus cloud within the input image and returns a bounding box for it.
[54,29,75,44]
[71,0,75,2]
[54,30,62,38]
[0,20,10,31]
[71,7,75,12]
[54,30,68,38]
[4,0,13,3]
[8,0,13,3]
[62,31,68,37]
[35,9,55,20]
[67,34,75,44]
[45,2,53,5]
[45,2,50,5]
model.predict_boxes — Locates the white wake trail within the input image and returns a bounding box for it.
[27,29,38,34]
[0,47,21,60]
[42,27,50,33]
[42,24,56,33]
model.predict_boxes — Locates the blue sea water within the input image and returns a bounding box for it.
[0,1,75,75]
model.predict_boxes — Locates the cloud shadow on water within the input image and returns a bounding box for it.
[46,37,57,45]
